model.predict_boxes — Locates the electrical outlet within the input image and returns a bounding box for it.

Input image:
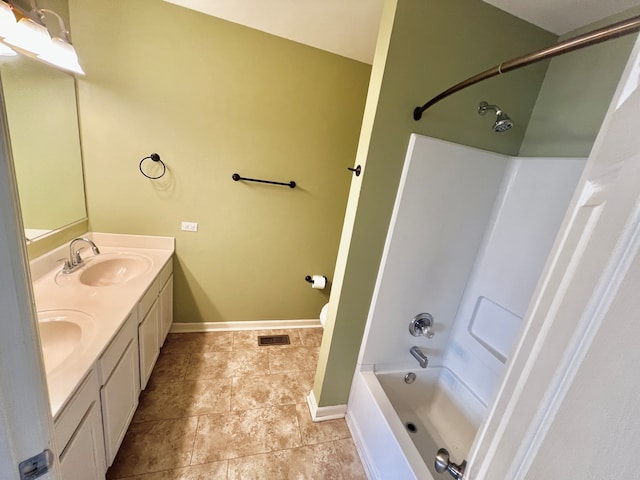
[181,221,198,232]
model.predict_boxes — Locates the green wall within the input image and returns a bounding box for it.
[68,0,370,323]
[314,0,557,406]
[519,7,640,157]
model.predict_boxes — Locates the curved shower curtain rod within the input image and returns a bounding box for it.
[413,14,640,121]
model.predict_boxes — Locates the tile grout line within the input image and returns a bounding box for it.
[188,414,201,467]
[293,399,305,448]
[229,374,235,412]
[182,352,191,382]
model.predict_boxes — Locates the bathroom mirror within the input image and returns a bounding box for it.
[0,53,86,241]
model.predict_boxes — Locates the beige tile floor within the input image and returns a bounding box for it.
[107,328,367,479]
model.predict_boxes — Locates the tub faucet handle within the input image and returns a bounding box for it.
[409,312,435,338]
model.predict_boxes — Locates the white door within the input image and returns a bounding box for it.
[468,35,640,479]
[0,93,60,478]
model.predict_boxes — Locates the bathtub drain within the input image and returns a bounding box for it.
[404,372,416,384]
[405,422,417,434]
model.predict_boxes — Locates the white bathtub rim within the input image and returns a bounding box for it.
[356,370,434,479]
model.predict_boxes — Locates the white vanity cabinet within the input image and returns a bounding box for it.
[55,368,106,480]
[35,234,176,476]
[98,311,140,466]
[138,259,173,389]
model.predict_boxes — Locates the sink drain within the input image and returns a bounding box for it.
[405,422,417,433]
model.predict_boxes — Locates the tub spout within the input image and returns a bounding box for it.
[410,346,428,368]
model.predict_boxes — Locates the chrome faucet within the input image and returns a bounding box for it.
[410,346,428,368]
[61,237,100,273]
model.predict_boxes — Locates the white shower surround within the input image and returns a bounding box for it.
[347,134,585,478]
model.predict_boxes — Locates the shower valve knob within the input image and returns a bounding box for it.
[409,312,435,338]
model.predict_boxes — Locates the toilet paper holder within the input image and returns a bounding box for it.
[305,275,327,289]
[305,275,327,283]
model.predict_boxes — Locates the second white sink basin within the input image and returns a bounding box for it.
[37,310,94,373]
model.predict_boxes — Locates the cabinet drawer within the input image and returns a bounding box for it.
[157,258,172,290]
[138,259,173,319]
[97,311,137,385]
[54,367,100,453]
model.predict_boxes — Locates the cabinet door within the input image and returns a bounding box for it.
[159,274,173,348]
[101,339,139,466]
[59,401,106,480]
[139,297,160,390]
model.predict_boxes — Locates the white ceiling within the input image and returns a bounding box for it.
[163,0,385,64]
[485,0,640,35]
[164,0,640,64]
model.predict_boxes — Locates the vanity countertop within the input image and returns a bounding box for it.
[30,232,175,418]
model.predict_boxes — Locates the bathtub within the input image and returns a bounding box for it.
[347,366,486,479]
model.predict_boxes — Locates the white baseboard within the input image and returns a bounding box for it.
[305,390,347,422]
[170,319,322,333]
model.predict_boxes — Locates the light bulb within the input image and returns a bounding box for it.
[4,17,51,57]
[39,36,84,74]
[0,2,16,39]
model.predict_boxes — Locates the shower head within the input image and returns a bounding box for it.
[477,101,513,133]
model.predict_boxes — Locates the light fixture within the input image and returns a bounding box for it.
[37,8,83,74]
[0,1,83,75]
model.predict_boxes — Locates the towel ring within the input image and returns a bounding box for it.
[139,153,166,179]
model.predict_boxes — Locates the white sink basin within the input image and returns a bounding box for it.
[37,310,94,373]
[79,254,152,286]
[56,253,153,287]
